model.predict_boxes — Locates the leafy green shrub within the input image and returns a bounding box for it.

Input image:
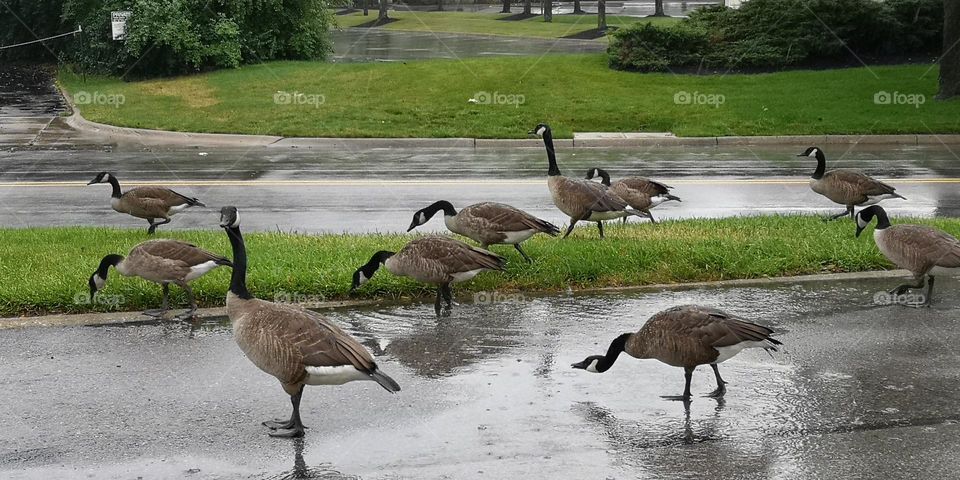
[609,0,943,72]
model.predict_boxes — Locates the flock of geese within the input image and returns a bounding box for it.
[81,123,960,438]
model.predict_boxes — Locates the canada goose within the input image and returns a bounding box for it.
[856,205,960,306]
[585,167,681,224]
[800,147,905,221]
[88,239,231,320]
[220,206,400,438]
[572,305,781,401]
[88,172,206,234]
[529,123,643,239]
[406,200,560,263]
[351,236,506,315]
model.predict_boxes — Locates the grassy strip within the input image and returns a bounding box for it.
[334,11,674,39]
[4,214,956,317]
[59,58,959,138]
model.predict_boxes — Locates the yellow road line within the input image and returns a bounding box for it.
[1,178,959,187]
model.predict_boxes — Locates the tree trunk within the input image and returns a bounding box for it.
[437,0,443,11]
[544,0,552,22]
[597,0,606,31]
[378,0,388,21]
[523,0,531,15]
[573,0,584,14]
[501,0,511,13]
[940,0,960,99]
[652,0,666,16]
[363,0,369,16]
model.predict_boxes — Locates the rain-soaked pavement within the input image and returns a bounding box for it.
[3,276,960,478]
[3,143,960,233]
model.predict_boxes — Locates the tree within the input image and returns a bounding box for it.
[501,0,511,13]
[363,0,369,16]
[523,0,531,15]
[597,0,606,31]
[940,0,959,99]
[437,0,443,11]
[378,0,388,21]
[573,0,584,14]
[651,0,666,17]
[544,0,552,22]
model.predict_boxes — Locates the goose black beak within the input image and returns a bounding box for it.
[571,360,588,369]
[527,129,539,136]
[406,223,417,232]
[86,179,98,185]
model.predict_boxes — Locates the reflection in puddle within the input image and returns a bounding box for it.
[264,439,359,480]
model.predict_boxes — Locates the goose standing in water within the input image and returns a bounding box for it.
[220,206,400,437]
[585,167,680,224]
[89,239,231,320]
[352,236,506,315]
[529,123,643,238]
[572,305,781,401]
[88,172,205,234]
[856,205,960,306]
[800,147,904,221]
[407,200,559,262]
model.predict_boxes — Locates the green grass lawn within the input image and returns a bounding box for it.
[59,57,960,138]
[334,11,674,39]
[1,214,946,317]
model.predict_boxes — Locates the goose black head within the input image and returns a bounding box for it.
[528,123,550,137]
[571,355,606,373]
[351,251,394,291]
[797,146,825,161]
[407,201,455,232]
[87,172,112,185]
[855,205,889,237]
[88,254,123,301]
[219,206,240,229]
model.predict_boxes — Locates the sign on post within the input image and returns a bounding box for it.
[111,11,131,40]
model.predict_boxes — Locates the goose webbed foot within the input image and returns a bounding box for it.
[263,418,296,430]
[268,425,305,438]
[704,385,726,398]
[660,394,692,402]
[142,308,168,318]
[172,308,197,322]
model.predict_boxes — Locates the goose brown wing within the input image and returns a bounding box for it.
[567,177,629,212]
[287,308,377,372]
[463,202,558,234]
[124,186,197,207]
[886,225,960,269]
[824,169,897,196]
[618,177,672,196]
[657,305,778,349]
[135,239,230,266]
[405,236,507,273]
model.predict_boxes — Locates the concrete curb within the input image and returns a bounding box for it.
[60,91,960,148]
[0,269,909,330]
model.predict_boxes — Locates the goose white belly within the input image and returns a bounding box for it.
[861,193,899,206]
[450,268,484,283]
[499,229,537,244]
[586,211,627,221]
[304,365,371,385]
[713,340,771,364]
[168,203,192,214]
[648,195,673,207]
[184,260,220,281]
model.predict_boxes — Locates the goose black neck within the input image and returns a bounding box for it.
[596,169,611,187]
[225,226,253,299]
[96,254,123,278]
[873,207,891,230]
[811,153,825,180]
[596,333,631,372]
[426,200,457,217]
[107,176,122,198]
[542,130,561,176]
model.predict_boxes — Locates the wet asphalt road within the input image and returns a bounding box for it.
[2,144,960,233]
[3,277,960,478]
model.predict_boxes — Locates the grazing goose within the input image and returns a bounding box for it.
[529,123,643,239]
[585,167,681,224]
[89,239,231,320]
[572,305,781,401]
[351,236,506,315]
[220,206,400,438]
[800,147,905,221]
[856,205,960,306]
[88,172,206,234]
[407,200,560,263]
